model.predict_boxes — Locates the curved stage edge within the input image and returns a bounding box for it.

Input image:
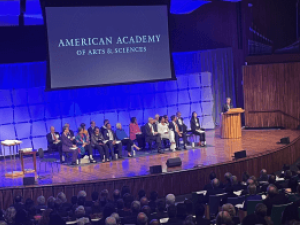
[0,129,300,209]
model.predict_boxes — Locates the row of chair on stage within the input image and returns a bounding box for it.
[46,111,207,165]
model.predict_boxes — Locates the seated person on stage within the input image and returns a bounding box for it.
[116,123,140,157]
[154,114,160,126]
[102,123,123,160]
[61,126,80,165]
[101,119,110,135]
[169,115,187,150]
[145,117,162,154]
[163,115,169,125]
[91,127,110,163]
[46,126,63,161]
[88,121,97,139]
[75,127,96,163]
[80,123,90,140]
[222,97,234,113]
[190,111,206,147]
[63,123,76,144]
[129,117,145,149]
[157,116,176,151]
[176,111,188,133]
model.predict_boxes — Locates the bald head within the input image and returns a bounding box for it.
[137,212,148,225]
[212,178,220,188]
[216,211,232,225]
[105,217,117,225]
[166,194,175,206]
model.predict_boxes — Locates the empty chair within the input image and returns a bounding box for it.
[271,203,293,225]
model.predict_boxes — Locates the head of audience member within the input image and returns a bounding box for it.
[194,203,205,219]
[123,193,134,210]
[184,216,196,225]
[247,184,257,195]
[105,217,116,225]
[285,170,293,180]
[49,211,65,225]
[267,184,278,198]
[212,178,221,189]
[90,121,96,129]
[47,196,55,209]
[159,116,164,124]
[242,171,250,183]
[176,203,187,219]
[78,190,87,198]
[5,207,16,224]
[62,125,69,134]
[103,203,115,220]
[106,123,112,130]
[150,219,160,225]
[268,173,276,184]
[166,194,175,206]
[131,201,141,214]
[157,200,166,213]
[37,196,46,206]
[100,189,109,201]
[91,203,101,218]
[131,117,138,124]
[224,172,232,184]
[150,191,158,202]
[39,209,53,225]
[209,171,217,181]
[53,198,62,211]
[14,195,22,204]
[15,209,31,225]
[222,204,236,219]
[113,189,121,201]
[116,199,124,211]
[116,123,122,130]
[138,189,146,200]
[71,196,77,205]
[216,211,232,225]
[260,169,268,179]
[137,212,148,225]
[191,111,197,118]
[57,192,67,203]
[75,205,85,218]
[154,114,160,123]
[230,175,238,186]
[24,197,34,208]
[171,115,176,122]
[121,185,130,197]
[148,117,154,125]
[91,191,99,202]
[246,178,254,186]
[250,176,259,186]
[104,119,110,126]
[0,221,7,225]
[50,126,55,133]
[80,123,86,131]
[226,97,231,105]
[140,197,148,207]
[176,112,182,118]
[110,213,121,225]
[184,200,193,216]
[167,205,177,219]
[141,205,152,218]
[77,196,86,206]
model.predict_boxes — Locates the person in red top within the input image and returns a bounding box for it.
[129,117,145,149]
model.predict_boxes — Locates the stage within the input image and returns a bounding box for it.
[1,128,300,188]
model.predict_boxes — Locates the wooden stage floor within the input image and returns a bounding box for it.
[1,129,299,188]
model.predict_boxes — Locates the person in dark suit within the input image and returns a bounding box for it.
[102,123,123,160]
[222,97,234,113]
[46,126,63,161]
[169,115,187,150]
[203,171,217,190]
[190,112,206,147]
[165,204,181,225]
[100,119,110,136]
[194,203,210,225]
[205,178,225,203]
[242,203,269,225]
[145,117,162,154]
[64,123,76,144]
[61,126,79,165]
[243,184,262,211]
[263,184,289,216]
[176,112,187,133]
[88,121,97,140]
[91,127,110,163]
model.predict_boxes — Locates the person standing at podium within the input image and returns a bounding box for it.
[222,97,234,113]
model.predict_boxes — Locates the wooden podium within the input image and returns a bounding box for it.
[221,108,245,139]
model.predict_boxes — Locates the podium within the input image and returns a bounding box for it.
[221,108,245,139]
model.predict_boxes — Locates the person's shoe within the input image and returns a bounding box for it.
[175,147,182,151]
[89,156,96,163]
[106,159,110,162]
[183,145,187,150]
[158,149,163,154]
[128,154,133,157]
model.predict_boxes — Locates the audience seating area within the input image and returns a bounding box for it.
[2,164,300,225]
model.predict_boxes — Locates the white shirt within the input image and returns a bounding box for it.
[178,118,183,125]
[107,130,114,140]
[158,123,169,134]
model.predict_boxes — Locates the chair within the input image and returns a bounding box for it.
[38,148,59,178]
[270,202,293,225]
[246,200,262,215]
[191,192,205,204]
[208,194,226,218]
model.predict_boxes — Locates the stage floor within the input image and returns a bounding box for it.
[1,129,299,188]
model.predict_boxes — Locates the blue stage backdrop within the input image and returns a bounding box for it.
[0,48,235,153]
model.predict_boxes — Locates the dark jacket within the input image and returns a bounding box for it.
[222,103,234,113]
[91,132,106,147]
[263,193,289,216]
[102,129,117,141]
[46,132,60,146]
[177,118,187,133]
[145,123,155,139]
[190,117,201,132]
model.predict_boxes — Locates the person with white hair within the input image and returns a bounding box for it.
[166,194,176,207]
[110,213,121,225]
[145,117,162,154]
[154,114,160,125]
[115,123,140,157]
[105,217,117,225]
[77,190,87,198]
[157,116,176,151]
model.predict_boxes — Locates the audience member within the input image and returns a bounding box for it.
[222,204,239,225]
[194,203,210,225]
[215,211,232,225]
[156,201,168,219]
[243,184,262,211]
[110,213,121,225]
[242,203,268,225]
[166,194,175,207]
[149,191,158,212]
[137,212,148,225]
[165,205,181,225]
[205,178,225,202]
